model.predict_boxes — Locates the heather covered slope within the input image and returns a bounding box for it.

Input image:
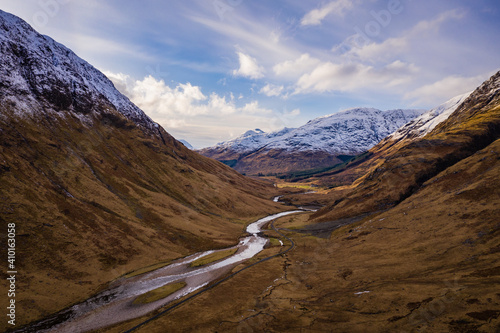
[309,71,500,222]
[0,10,282,329]
[0,106,281,329]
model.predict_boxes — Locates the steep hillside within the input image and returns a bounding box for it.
[0,10,281,329]
[199,108,424,175]
[310,70,500,222]
[389,92,472,141]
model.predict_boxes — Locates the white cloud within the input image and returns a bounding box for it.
[103,72,295,148]
[191,15,299,64]
[129,76,209,117]
[232,52,265,79]
[341,9,466,62]
[259,83,284,97]
[404,74,486,106]
[295,60,419,94]
[301,0,355,26]
[273,54,322,80]
[345,36,408,62]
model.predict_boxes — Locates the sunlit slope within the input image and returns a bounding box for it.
[312,71,500,222]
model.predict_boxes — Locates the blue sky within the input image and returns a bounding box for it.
[1,0,500,148]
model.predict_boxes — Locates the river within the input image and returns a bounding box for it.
[17,206,302,332]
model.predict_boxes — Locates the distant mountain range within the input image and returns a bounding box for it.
[199,108,425,175]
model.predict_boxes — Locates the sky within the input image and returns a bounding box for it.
[1,0,500,148]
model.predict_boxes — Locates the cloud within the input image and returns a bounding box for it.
[341,9,466,62]
[103,72,297,148]
[191,15,299,63]
[259,83,284,97]
[273,53,322,80]
[404,74,486,106]
[232,52,265,79]
[295,60,419,94]
[106,73,272,121]
[301,0,355,26]
[51,31,155,64]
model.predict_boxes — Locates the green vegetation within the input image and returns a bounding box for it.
[132,282,187,305]
[267,238,283,246]
[220,159,238,168]
[271,153,374,182]
[276,183,318,190]
[190,248,238,267]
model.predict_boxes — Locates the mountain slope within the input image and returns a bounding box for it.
[199,108,424,175]
[0,11,153,127]
[309,70,500,222]
[0,10,281,329]
[388,92,472,141]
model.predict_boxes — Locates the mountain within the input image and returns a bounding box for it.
[309,70,500,222]
[199,108,425,175]
[248,71,500,332]
[0,11,153,128]
[388,91,472,141]
[299,92,478,187]
[0,10,281,330]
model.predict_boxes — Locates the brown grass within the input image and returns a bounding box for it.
[132,282,187,305]
[0,105,285,330]
[100,138,500,333]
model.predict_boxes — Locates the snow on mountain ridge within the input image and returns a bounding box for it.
[208,108,426,155]
[0,10,156,129]
[388,92,472,141]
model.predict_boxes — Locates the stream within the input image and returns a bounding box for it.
[17,203,302,332]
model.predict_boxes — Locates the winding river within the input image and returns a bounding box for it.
[18,205,302,332]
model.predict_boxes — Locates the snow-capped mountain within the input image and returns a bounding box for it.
[204,108,425,156]
[388,92,472,141]
[199,108,425,175]
[0,9,155,129]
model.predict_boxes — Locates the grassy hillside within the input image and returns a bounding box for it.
[0,105,283,329]
[308,71,500,223]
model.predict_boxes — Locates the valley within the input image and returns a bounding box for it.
[1,7,499,333]
[13,209,303,333]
